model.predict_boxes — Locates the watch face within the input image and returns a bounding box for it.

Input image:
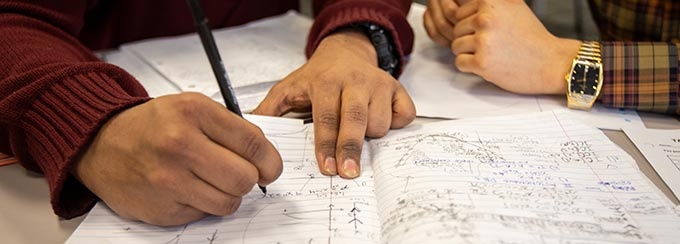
[570,61,601,95]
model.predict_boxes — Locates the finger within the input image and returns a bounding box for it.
[455,0,479,22]
[335,87,370,179]
[440,0,460,25]
[455,53,480,74]
[365,85,393,138]
[423,10,451,46]
[390,84,417,129]
[197,96,283,186]
[428,0,456,41]
[312,84,342,176]
[451,34,477,55]
[141,205,207,227]
[175,172,244,217]
[252,82,292,116]
[452,13,478,39]
[188,137,260,196]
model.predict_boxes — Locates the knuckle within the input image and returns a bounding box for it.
[144,206,180,226]
[366,125,389,138]
[396,109,417,126]
[317,112,339,128]
[172,92,204,115]
[340,139,363,158]
[233,173,258,196]
[475,54,489,71]
[147,171,178,190]
[455,56,468,71]
[241,129,266,160]
[318,139,337,155]
[223,197,242,215]
[473,33,487,48]
[343,104,367,125]
[156,129,191,154]
[442,2,457,16]
[434,18,450,34]
[475,13,493,28]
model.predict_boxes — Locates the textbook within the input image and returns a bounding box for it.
[66,112,680,244]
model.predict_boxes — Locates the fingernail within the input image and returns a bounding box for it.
[342,159,359,178]
[324,157,337,175]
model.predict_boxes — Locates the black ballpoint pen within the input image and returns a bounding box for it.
[185,0,267,195]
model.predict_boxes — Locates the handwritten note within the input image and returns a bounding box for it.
[66,114,382,244]
[371,111,680,243]
[66,112,680,243]
[625,128,680,202]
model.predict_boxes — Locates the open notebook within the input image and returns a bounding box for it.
[66,111,680,243]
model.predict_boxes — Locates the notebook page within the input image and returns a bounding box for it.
[66,116,381,244]
[370,111,680,244]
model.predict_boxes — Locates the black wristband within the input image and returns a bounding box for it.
[348,22,400,77]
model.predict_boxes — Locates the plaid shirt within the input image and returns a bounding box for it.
[588,0,679,114]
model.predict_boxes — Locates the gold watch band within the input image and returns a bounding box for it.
[566,41,603,110]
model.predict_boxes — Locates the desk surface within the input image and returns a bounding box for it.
[0,113,678,244]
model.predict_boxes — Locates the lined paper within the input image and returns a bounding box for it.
[370,111,680,243]
[66,115,382,244]
[67,112,680,243]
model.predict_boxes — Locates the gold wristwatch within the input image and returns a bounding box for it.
[566,41,603,110]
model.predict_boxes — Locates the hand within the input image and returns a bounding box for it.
[451,0,581,94]
[423,0,472,46]
[253,30,416,179]
[72,93,283,226]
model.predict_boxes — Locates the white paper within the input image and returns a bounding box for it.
[625,128,680,201]
[106,4,643,130]
[66,111,680,243]
[102,51,180,97]
[120,11,309,96]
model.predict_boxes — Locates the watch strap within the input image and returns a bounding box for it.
[348,22,400,77]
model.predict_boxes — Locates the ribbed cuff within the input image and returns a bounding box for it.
[306,1,414,77]
[19,63,150,218]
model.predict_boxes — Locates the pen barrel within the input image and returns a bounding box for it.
[186,0,242,117]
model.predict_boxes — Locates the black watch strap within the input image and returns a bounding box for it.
[348,22,400,77]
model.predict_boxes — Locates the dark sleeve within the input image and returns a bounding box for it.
[0,1,150,218]
[307,0,414,77]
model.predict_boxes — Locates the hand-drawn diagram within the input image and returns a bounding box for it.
[371,122,678,244]
[66,114,680,244]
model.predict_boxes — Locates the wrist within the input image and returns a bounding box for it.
[317,30,377,65]
[546,38,582,95]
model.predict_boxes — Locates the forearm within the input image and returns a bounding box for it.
[598,42,680,115]
[307,0,414,76]
[0,5,150,218]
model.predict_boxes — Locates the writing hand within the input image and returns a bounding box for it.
[253,31,415,179]
[72,93,283,226]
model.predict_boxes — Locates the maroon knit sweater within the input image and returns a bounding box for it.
[0,0,413,219]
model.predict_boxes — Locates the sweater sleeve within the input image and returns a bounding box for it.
[0,1,150,218]
[599,42,680,115]
[306,0,414,77]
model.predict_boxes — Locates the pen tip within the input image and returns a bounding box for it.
[258,185,267,195]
